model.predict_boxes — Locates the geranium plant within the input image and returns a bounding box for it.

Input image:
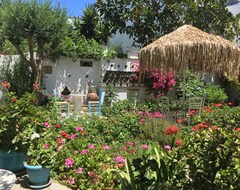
[0,82,56,153]
[26,123,59,167]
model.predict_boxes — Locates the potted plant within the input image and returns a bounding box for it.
[24,127,58,189]
[0,82,56,173]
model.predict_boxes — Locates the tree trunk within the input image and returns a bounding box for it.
[32,65,42,85]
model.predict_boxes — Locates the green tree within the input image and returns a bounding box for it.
[73,4,112,45]
[95,0,240,47]
[0,0,68,84]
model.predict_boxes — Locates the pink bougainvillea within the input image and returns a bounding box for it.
[147,67,175,98]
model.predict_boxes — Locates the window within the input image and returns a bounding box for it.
[80,61,93,67]
[42,65,52,74]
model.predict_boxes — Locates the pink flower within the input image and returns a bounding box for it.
[76,126,83,131]
[65,158,74,168]
[57,145,63,151]
[43,144,49,149]
[76,167,84,174]
[141,144,148,150]
[137,111,143,115]
[67,178,74,184]
[129,142,136,147]
[103,145,110,150]
[81,149,89,155]
[44,122,49,127]
[152,112,163,118]
[164,145,171,151]
[115,156,125,165]
[88,144,95,149]
[144,111,150,117]
[71,134,77,139]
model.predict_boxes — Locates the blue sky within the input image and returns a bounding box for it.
[53,0,96,17]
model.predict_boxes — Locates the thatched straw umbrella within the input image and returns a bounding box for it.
[140,24,240,99]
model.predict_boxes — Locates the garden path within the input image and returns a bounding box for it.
[0,170,70,190]
[10,175,71,190]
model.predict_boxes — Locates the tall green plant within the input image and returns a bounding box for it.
[175,70,206,99]
[1,61,33,97]
[204,84,227,104]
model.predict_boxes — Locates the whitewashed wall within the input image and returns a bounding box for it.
[43,57,140,101]
[43,57,101,96]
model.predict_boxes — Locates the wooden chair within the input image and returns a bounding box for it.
[52,89,70,116]
[160,96,170,118]
[56,101,70,116]
[188,96,203,126]
[88,88,102,116]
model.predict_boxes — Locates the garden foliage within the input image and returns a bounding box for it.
[0,88,239,189]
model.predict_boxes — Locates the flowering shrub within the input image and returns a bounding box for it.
[0,82,56,152]
[1,81,239,189]
[145,67,175,98]
[193,104,240,129]
[129,73,139,82]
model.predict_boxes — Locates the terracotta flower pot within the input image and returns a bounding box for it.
[87,92,99,102]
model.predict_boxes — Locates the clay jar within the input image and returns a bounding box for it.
[87,91,99,101]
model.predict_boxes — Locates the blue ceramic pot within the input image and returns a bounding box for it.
[24,164,50,186]
[0,150,27,173]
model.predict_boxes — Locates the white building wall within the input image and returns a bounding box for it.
[42,57,102,96]
[42,57,140,101]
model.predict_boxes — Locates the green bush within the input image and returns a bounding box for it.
[1,61,33,97]
[175,127,240,189]
[204,84,228,105]
[112,127,240,190]
[175,70,206,99]
[193,105,240,129]
[140,118,181,146]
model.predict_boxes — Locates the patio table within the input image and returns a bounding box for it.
[70,94,86,114]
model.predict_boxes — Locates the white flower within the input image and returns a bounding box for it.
[31,132,40,140]
[61,113,67,118]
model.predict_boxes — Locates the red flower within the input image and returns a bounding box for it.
[175,139,182,146]
[212,103,222,107]
[13,98,17,103]
[81,131,87,136]
[188,112,194,117]
[56,123,61,129]
[165,126,180,135]
[60,131,68,138]
[33,83,40,91]
[65,134,70,139]
[206,109,214,113]
[57,138,63,145]
[1,81,10,89]
[210,126,218,130]
[177,119,182,124]
[227,102,232,106]
[193,123,208,131]
[236,128,240,132]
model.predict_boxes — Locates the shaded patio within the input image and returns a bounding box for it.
[139,24,240,99]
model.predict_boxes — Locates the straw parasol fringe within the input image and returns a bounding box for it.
[140,25,240,78]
